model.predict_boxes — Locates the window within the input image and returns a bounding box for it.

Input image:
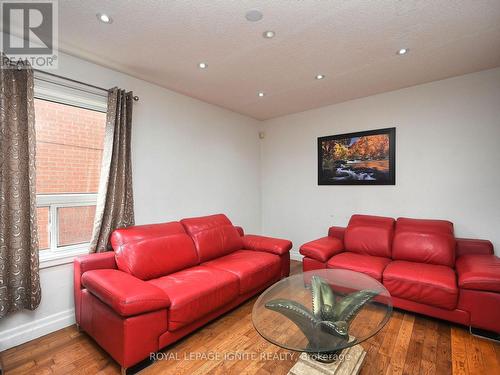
[34,72,107,263]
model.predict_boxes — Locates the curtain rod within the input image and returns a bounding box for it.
[33,69,139,101]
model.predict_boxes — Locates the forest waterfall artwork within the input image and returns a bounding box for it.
[318,127,396,185]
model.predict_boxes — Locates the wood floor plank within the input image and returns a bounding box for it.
[435,322,452,375]
[385,313,415,375]
[1,260,499,375]
[451,326,469,375]
[474,334,499,372]
[464,331,485,374]
[402,315,426,375]
[419,318,439,375]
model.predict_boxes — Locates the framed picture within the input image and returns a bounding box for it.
[318,127,396,185]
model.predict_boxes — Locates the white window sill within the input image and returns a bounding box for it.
[39,245,90,269]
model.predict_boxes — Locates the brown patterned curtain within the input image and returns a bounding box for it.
[90,88,134,253]
[0,56,42,318]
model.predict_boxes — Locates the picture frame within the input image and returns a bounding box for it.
[318,127,396,185]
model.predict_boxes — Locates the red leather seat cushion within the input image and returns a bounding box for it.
[148,266,239,331]
[344,214,395,258]
[181,214,243,262]
[392,218,456,267]
[456,254,500,293]
[202,250,280,294]
[383,261,458,310]
[327,253,391,282]
[300,237,343,262]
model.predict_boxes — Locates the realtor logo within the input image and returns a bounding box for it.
[1,0,58,68]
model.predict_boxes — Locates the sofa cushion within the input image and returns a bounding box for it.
[113,222,198,280]
[456,254,500,293]
[383,261,458,310]
[111,221,185,248]
[148,265,239,331]
[327,253,391,282]
[117,236,198,281]
[202,250,280,294]
[181,214,243,262]
[392,217,455,267]
[344,214,395,258]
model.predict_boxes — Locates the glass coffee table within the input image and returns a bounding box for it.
[252,269,392,375]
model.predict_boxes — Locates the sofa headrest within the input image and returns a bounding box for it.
[111,222,198,280]
[111,222,186,248]
[392,217,456,267]
[344,214,395,258]
[181,214,243,262]
[395,217,454,234]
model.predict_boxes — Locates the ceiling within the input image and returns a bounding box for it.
[54,1,500,119]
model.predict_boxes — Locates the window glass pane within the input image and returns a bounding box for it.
[37,207,50,250]
[57,206,96,247]
[34,99,106,194]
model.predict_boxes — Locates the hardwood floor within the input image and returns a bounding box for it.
[1,260,499,375]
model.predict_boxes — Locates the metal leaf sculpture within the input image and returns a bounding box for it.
[265,275,379,362]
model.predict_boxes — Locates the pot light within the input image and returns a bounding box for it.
[97,13,113,24]
[198,62,208,69]
[258,92,265,97]
[246,10,263,22]
[397,48,409,55]
[263,31,275,39]
[315,74,325,80]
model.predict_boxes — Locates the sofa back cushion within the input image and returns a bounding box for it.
[344,214,395,258]
[111,222,198,280]
[392,217,456,267]
[181,214,243,262]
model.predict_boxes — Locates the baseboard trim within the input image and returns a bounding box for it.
[0,308,75,351]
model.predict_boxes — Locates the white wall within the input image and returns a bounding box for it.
[0,51,261,350]
[260,68,500,259]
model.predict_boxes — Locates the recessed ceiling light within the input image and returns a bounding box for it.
[258,92,265,97]
[315,74,325,80]
[245,10,263,22]
[96,13,112,24]
[397,48,409,55]
[198,62,208,69]
[263,31,275,39]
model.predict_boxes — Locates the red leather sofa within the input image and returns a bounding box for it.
[74,214,292,370]
[300,214,500,334]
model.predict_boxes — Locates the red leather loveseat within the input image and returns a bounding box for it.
[300,214,500,334]
[74,214,292,370]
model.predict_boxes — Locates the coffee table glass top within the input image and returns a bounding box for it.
[252,269,392,354]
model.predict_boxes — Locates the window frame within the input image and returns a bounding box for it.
[34,73,107,268]
[37,194,98,263]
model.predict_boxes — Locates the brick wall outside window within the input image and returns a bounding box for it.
[34,99,106,250]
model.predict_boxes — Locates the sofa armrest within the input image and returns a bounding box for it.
[75,252,117,278]
[300,237,344,262]
[456,254,500,293]
[81,269,171,317]
[235,226,244,236]
[328,226,345,241]
[456,238,494,257]
[242,234,292,255]
[74,252,117,324]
